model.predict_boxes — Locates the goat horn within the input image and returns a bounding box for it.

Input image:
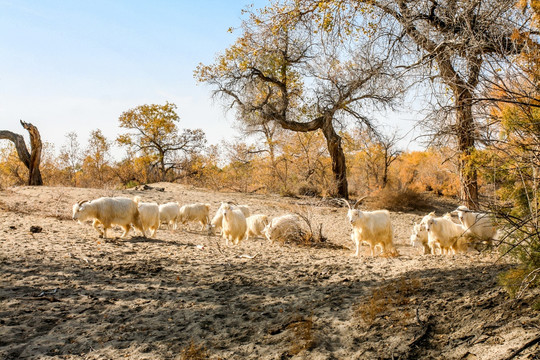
[78,199,89,206]
[339,198,351,210]
[353,196,368,209]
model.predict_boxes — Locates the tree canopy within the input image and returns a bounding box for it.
[117,102,207,182]
[195,2,402,197]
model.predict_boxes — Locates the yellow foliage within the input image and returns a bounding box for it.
[0,143,28,187]
[394,149,459,196]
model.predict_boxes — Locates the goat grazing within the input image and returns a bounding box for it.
[262,214,308,244]
[455,206,497,246]
[72,197,145,239]
[426,215,467,255]
[245,214,270,241]
[158,202,181,230]
[177,203,211,231]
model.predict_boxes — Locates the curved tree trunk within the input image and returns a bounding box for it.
[0,120,43,185]
[278,115,349,198]
[321,118,349,199]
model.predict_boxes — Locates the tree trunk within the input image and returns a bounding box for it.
[382,148,389,188]
[456,91,479,209]
[322,119,349,199]
[0,120,43,185]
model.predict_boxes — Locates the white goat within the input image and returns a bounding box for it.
[343,199,396,257]
[158,202,181,230]
[410,212,435,255]
[72,197,145,239]
[245,214,270,241]
[221,203,247,245]
[455,206,497,245]
[177,203,211,231]
[262,214,307,243]
[137,200,160,237]
[426,215,467,255]
[410,222,430,255]
[211,202,250,234]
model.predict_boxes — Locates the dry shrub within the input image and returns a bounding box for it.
[178,340,209,360]
[498,267,540,299]
[297,182,321,197]
[266,203,325,246]
[295,206,328,245]
[279,187,299,198]
[369,187,432,212]
[354,277,422,326]
[266,214,313,245]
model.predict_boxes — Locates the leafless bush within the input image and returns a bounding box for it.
[293,204,328,245]
[369,187,432,212]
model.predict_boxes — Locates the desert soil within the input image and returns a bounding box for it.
[0,183,539,360]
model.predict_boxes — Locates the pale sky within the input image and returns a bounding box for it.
[0,0,422,158]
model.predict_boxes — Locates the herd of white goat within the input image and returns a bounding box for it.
[71,196,498,256]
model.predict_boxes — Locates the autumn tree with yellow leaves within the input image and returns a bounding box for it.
[117,102,207,182]
[282,0,532,209]
[195,3,402,198]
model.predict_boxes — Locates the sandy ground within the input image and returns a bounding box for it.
[0,183,538,360]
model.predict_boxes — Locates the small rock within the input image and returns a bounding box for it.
[30,226,42,233]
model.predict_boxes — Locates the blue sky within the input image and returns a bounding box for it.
[0,0,268,155]
[0,0,421,157]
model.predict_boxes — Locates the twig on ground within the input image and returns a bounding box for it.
[237,253,260,259]
[37,288,58,297]
[214,239,224,255]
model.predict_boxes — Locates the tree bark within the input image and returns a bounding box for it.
[321,118,349,199]
[0,120,43,185]
[456,90,478,209]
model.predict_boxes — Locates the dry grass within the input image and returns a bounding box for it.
[354,277,422,326]
[287,315,316,356]
[498,267,540,298]
[0,195,72,221]
[179,340,210,360]
[0,198,32,215]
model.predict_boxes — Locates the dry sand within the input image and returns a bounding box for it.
[0,183,538,359]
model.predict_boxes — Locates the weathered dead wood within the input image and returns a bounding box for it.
[0,129,30,167]
[21,120,43,185]
[0,120,43,185]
